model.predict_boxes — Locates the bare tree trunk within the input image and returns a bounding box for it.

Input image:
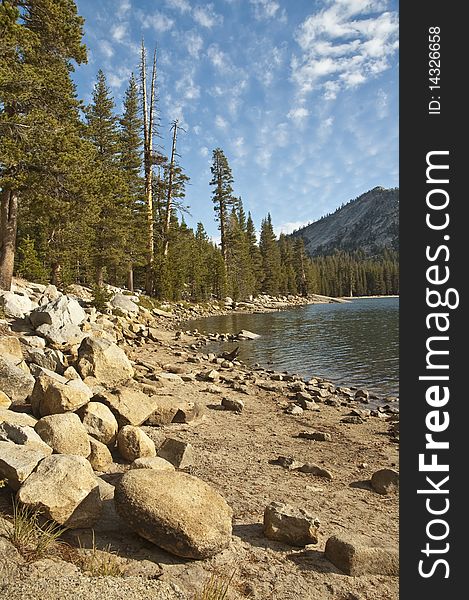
[96,265,104,288]
[141,42,157,296]
[163,120,178,258]
[127,266,134,293]
[51,262,62,287]
[0,188,19,291]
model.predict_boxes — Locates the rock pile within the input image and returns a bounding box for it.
[0,279,233,559]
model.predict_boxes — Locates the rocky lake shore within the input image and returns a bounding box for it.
[0,280,399,600]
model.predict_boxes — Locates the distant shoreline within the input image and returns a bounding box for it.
[340,295,399,299]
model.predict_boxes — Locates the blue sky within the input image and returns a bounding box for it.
[72,0,399,240]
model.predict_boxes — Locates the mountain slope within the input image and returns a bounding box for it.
[291,187,399,257]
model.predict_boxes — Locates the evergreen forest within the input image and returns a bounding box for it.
[0,1,399,301]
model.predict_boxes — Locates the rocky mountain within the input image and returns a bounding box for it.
[291,187,399,257]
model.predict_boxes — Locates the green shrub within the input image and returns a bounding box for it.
[91,285,112,312]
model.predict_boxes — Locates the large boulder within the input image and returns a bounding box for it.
[78,402,118,446]
[263,502,320,546]
[0,422,52,455]
[117,426,156,462]
[0,355,35,404]
[29,295,86,346]
[77,337,134,386]
[29,294,86,329]
[0,408,37,428]
[0,441,49,490]
[0,291,33,318]
[35,413,91,456]
[34,377,91,417]
[0,336,23,359]
[87,437,113,471]
[110,293,139,315]
[0,391,11,408]
[23,346,65,373]
[114,469,233,559]
[96,387,155,427]
[17,454,103,528]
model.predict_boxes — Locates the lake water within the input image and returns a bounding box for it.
[187,297,399,399]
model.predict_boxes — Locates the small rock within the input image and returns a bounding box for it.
[87,436,113,471]
[370,468,399,495]
[298,431,332,442]
[273,456,304,471]
[157,372,184,384]
[237,330,260,340]
[341,416,365,425]
[264,501,320,546]
[157,438,194,468]
[117,425,156,462]
[285,404,303,415]
[324,534,399,576]
[221,397,244,413]
[298,464,333,479]
[354,389,370,403]
[35,413,91,456]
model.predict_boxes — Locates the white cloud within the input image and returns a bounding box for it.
[193,125,202,135]
[144,11,174,33]
[292,0,398,98]
[175,71,201,101]
[376,88,388,118]
[232,136,247,158]
[111,23,127,42]
[215,115,228,129]
[255,147,272,170]
[107,66,131,89]
[287,106,310,124]
[165,0,192,13]
[249,0,281,21]
[98,40,114,59]
[184,31,204,58]
[199,146,210,157]
[117,0,131,18]
[207,44,228,70]
[193,4,223,28]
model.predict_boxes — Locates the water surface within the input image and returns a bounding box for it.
[187,297,399,399]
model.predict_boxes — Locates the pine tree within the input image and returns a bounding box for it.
[86,70,128,286]
[15,235,48,283]
[225,209,255,300]
[278,234,297,295]
[259,214,281,296]
[210,148,235,263]
[119,73,144,291]
[0,0,87,290]
[246,212,262,294]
